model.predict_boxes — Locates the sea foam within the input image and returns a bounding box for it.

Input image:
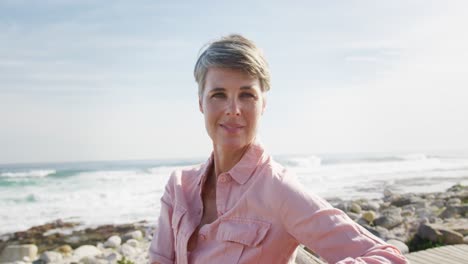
[0,169,56,178]
[1,154,467,235]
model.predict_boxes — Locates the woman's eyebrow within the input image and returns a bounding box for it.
[209,86,255,92]
[209,87,226,92]
[240,86,254,90]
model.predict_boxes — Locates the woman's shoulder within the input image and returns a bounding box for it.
[169,163,204,176]
[255,156,301,196]
[264,157,296,182]
[167,163,206,184]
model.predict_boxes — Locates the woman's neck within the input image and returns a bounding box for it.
[212,143,250,178]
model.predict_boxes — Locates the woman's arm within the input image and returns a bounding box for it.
[148,172,176,264]
[276,173,408,263]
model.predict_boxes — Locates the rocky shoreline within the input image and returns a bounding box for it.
[330,184,468,254]
[1,184,467,264]
[0,221,151,264]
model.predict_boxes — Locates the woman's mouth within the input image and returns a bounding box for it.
[220,123,245,133]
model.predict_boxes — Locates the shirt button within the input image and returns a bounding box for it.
[199,234,206,240]
[219,175,227,183]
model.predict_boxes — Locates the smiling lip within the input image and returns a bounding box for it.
[220,123,245,133]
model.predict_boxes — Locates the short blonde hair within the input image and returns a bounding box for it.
[194,34,271,97]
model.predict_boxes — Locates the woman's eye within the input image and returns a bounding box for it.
[240,93,255,99]
[212,93,226,98]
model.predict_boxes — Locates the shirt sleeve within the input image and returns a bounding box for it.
[276,172,408,264]
[149,172,176,264]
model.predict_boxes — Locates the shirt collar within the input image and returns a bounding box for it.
[228,141,265,184]
[197,140,266,186]
[197,154,213,186]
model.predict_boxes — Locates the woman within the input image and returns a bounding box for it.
[149,35,408,264]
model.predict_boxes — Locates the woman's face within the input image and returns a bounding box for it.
[199,67,266,151]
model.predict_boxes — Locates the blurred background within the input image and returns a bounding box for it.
[1,0,467,234]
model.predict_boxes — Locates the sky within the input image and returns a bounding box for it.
[1,0,467,164]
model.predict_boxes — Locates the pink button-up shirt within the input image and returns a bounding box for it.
[149,142,408,263]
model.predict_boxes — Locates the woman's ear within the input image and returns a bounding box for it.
[199,97,204,114]
[261,94,267,115]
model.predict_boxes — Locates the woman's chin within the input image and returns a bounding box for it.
[214,138,249,150]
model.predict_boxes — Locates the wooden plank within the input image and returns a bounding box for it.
[414,250,463,264]
[418,247,466,262]
[294,244,468,264]
[405,255,430,264]
[408,252,442,264]
[419,251,460,263]
[295,247,324,264]
[434,251,468,263]
[405,245,468,264]
[406,251,439,264]
[430,246,468,260]
[449,245,468,255]
[405,258,424,264]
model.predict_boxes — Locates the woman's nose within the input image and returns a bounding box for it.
[226,99,241,116]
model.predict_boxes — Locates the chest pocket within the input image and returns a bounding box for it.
[216,218,271,263]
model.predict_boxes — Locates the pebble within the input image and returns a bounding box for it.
[418,223,464,245]
[387,239,409,254]
[125,239,140,247]
[40,251,62,263]
[123,230,143,242]
[120,244,137,257]
[346,212,360,221]
[64,236,81,245]
[374,207,402,229]
[447,198,461,205]
[350,203,362,214]
[0,244,38,263]
[430,199,445,208]
[81,256,108,264]
[361,201,380,211]
[439,206,458,219]
[73,245,101,260]
[106,252,121,263]
[362,211,376,223]
[363,225,390,240]
[401,209,414,217]
[104,235,121,248]
[390,195,412,207]
[56,245,72,256]
[336,201,351,212]
[415,207,433,218]
[383,189,393,198]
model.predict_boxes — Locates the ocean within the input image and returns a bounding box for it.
[1,152,468,235]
